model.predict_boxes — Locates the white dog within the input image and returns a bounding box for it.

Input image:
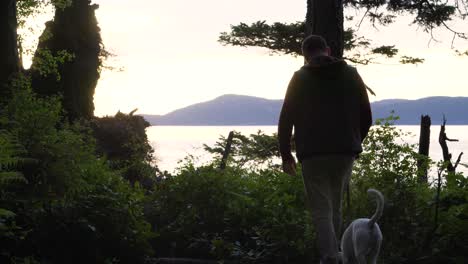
[340,189,384,264]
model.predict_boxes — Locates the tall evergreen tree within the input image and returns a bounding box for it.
[220,0,467,64]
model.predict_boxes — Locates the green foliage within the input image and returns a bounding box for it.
[371,45,398,58]
[16,0,73,28]
[0,130,28,258]
[219,21,426,65]
[0,131,27,186]
[350,115,435,262]
[28,167,153,264]
[30,49,75,81]
[399,55,425,65]
[431,172,468,263]
[3,1,155,263]
[203,130,281,170]
[5,76,92,196]
[344,0,465,32]
[154,115,467,263]
[219,21,305,56]
[219,0,466,64]
[30,0,102,120]
[147,165,315,263]
[0,75,154,263]
[2,71,467,264]
[92,111,158,188]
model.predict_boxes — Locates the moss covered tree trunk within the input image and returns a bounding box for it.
[305,0,344,59]
[0,0,19,96]
[31,0,101,120]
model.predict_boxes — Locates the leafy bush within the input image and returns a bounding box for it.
[92,111,158,188]
[148,115,467,263]
[349,115,435,262]
[2,77,466,264]
[0,75,154,263]
[147,163,316,263]
[27,167,153,264]
[431,172,468,263]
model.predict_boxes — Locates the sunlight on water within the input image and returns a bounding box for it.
[147,126,468,175]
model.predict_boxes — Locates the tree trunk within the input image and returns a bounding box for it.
[0,0,19,93]
[305,0,344,58]
[417,115,431,182]
[219,131,235,170]
[31,0,101,120]
[439,117,463,173]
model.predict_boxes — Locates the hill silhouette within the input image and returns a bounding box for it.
[142,95,468,125]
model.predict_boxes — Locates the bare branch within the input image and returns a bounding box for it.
[422,0,468,46]
[454,152,464,170]
[438,115,460,173]
[356,8,370,31]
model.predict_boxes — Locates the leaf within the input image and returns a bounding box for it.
[371,45,399,58]
[0,208,16,219]
[399,56,425,65]
[0,171,27,186]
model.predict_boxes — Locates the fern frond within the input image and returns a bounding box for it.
[0,208,16,219]
[0,130,28,186]
[0,171,27,186]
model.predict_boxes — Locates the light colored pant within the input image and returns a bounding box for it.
[301,155,355,264]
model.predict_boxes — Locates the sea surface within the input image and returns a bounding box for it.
[147,126,468,175]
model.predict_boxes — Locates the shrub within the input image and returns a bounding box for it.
[1,75,154,263]
[149,115,467,263]
[92,111,158,188]
[147,163,316,263]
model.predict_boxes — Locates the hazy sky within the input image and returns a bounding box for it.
[23,0,468,116]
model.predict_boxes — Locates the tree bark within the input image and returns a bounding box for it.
[219,131,234,170]
[30,0,101,120]
[439,116,463,173]
[305,0,344,58]
[0,0,19,93]
[417,115,431,182]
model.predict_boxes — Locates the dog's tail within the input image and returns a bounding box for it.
[367,189,384,228]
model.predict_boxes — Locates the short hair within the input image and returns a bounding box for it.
[302,35,328,59]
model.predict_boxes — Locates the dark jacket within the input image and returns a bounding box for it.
[278,56,372,162]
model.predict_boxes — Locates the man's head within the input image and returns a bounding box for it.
[302,35,331,63]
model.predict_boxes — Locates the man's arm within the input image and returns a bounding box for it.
[278,73,298,166]
[355,70,372,141]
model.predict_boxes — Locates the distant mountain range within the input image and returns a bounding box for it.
[142,95,468,125]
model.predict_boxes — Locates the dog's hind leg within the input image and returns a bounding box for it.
[356,254,367,264]
[368,240,381,264]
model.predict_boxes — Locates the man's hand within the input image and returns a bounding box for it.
[282,157,297,176]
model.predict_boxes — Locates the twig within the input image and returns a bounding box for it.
[451,32,457,48]
[438,115,461,173]
[427,27,441,47]
[356,9,370,31]
[454,152,464,170]
[446,136,459,142]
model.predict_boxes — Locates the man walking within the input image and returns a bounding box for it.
[278,35,372,264]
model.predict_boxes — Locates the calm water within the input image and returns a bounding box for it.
[147,126,468,175]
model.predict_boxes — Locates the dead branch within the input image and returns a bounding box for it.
[454,152,464,171]
[219,131,234,170]
[438,116,462,173]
